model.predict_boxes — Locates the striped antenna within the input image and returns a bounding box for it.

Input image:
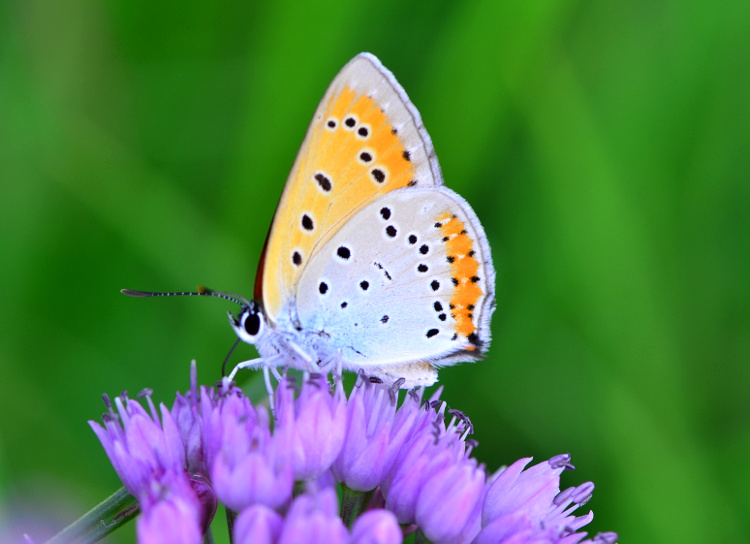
[121,286,251,308]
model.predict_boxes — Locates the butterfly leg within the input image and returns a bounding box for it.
[287,339,321,372]
[226,356,285,419]
[264,367,287,421]
[263,366,276,417]
[227,355,282,383]
[323,348,344,385]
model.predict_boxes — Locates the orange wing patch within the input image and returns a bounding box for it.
[292,87,416,258]
[262,86,416,321]
[312,89,416,224]
[436,212,484,350]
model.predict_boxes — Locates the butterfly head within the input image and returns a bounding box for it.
[229,300,268,345]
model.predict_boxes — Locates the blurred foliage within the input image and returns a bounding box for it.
[1,0,749,542]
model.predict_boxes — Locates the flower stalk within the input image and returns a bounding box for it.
[43,486,138,544]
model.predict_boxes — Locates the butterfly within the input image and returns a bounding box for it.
[124,53,495,388]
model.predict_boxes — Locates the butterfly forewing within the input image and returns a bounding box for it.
[260,53,442,323]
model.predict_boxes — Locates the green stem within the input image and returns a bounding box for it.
[44,486,138,544]
[226,507,237,544]
[340,485,372,528]
[414,528,431,544]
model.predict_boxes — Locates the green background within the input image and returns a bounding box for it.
[1,1,748,542]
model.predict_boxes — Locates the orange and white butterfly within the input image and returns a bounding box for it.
[124,53,495,388]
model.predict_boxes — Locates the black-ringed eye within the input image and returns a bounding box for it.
[243,311,261,336]
[232,302,265,344]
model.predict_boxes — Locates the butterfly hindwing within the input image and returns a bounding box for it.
[295,187,495,373]
[260,53,442,324]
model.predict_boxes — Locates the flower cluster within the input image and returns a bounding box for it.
[90,365,618,544]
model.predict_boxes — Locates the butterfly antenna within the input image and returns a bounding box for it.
[222,337,242,377]
[121,286,251,308]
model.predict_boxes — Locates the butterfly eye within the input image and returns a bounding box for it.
[243,312,261,336]
[230,303,265,344]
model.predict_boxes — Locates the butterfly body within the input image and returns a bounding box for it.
[229,53,495,388]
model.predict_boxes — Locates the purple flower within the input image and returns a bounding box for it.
[381,404,484,542]
[89,390,213,544]
[482,454,572,526]
[415,456,485,543]
[349,509,403,544]
[275,374,347,480]
[87,366,616,544]
[332,377,429,491]
[188,472,218,533]
[170,361,204,473]
[201,382,293,511]
[234,486,402,544]
[276,488,348,544]
[89,392,186,498]
[136,472,202,544]
[474,454,617,544]
[234,504,284,544]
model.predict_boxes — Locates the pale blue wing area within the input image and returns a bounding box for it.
[294,187,495,370]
